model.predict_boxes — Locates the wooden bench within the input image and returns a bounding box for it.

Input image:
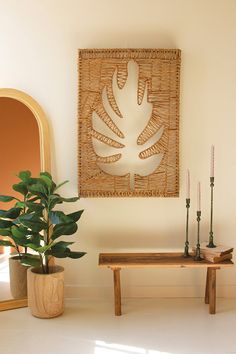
[99,252,233,316]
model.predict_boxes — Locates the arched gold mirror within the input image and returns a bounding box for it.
[0,89,51,311]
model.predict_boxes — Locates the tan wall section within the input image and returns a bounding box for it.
[0,97,40,196]
[0,98,40,252]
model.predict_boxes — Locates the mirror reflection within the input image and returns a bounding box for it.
[0,97,40,302]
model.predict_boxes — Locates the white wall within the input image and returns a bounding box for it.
[1,0,236,298]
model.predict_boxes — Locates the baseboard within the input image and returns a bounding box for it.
[65,285,236,299]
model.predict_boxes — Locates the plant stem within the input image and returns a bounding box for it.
[44,209,50,274]
[15,244,21,258]
[39,254,45,274]
[23,196,26,214]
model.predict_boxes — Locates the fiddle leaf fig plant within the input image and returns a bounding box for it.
[0,171,86,273]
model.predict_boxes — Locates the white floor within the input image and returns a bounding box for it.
[0,298,236,354]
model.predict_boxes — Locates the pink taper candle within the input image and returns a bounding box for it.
[210,145,215,178]
[197,182,201,211]
[186,169,190,199]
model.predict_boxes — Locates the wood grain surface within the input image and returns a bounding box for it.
[99,252,233,268]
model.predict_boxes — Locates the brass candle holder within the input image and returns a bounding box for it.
[183,198,191,257]
[194,211,203,261]
[207,176,216,248]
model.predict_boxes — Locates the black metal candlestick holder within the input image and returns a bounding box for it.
[207,176,216,248]
[194,211,203,261]
[183,198,191,257]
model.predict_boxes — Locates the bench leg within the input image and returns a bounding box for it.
[113,268,121,316]
[208,268,217,314]
[205,268,209,304]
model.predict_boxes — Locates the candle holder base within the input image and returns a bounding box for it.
[207,241,217,248]
[183,242,191,258]
[207,232,216,248]
[194,247,203,261]
[194,255,203,261]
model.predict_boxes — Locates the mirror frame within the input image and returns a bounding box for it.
[0,88,51,311]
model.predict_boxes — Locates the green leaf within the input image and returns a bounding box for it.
[20,254,40,267]
[47,247,86,259]
[61,197,79,203]
[66,250,86,259]
[28,196,40,203]
[11,225,28,239]
[40,172,52,180]
[15,201,25,209]
[0,239,15,248]
[28,233,41,247]
[23,243,39,252]
[67,210,84,222]
[48,195,63,210]
[49,211,73,225]
[18,212,45,224]
[19,219,47,233]
[25,202,44,213]
[39,173,55,192]
[28,183,48,198]
[17,213,36,222]
[11,226,29,247]
[13,182,28,196]
[39,242,54,253]
[26,242,54,254]
[54,180,69,192]
[49,210,84,225]
[0,207,22,219]
[51,222,78,240]
[27,178,40,186]
[46,250,66,258]
[0,228,12,236]
[17,213,33,220]
[18,170,31,181]
[50,241,74,251]
[0,220,13,228]
[0,195,18,202]
[49,195,79,209]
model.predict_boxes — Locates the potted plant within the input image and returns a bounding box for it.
[0,171,41,298]
[14,171,86,318]
[0,170,86,317]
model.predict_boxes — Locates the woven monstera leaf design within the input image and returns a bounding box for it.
[91,60,164,189]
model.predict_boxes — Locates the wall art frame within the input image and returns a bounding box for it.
[78,48,181,197]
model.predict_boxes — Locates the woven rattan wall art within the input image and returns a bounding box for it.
[78,49,181,197]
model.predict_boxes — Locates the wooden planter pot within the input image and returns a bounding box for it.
[27,265,64,318]
[9,256,29,299]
